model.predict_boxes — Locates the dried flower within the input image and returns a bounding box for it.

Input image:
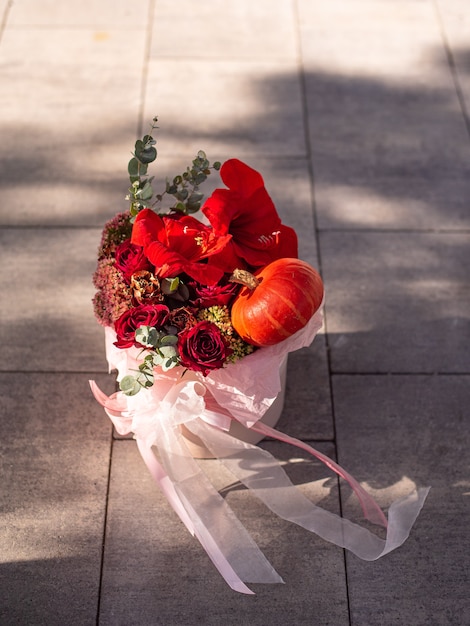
[130,270,165,305]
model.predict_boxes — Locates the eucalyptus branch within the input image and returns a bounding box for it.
[126,116,221,220]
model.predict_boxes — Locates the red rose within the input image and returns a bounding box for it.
[202,159,298,271]
[189,278,238,308]
[114,240,152,283]
[177,321,232,376]
[114,304,170,348]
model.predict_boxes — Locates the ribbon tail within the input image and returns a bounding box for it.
[251,421,388,527]
[138,422,283,594]
[136,438,197,536]
[136,439,256,594]
[187,420,429,561]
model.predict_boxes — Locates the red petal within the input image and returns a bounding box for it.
[219,159,265,198]
[131,209,166,247]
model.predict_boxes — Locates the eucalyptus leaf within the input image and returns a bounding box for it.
[128,157,140,177]
[140,181,153,200]
[175,188,189,201]
[187,191,203,211]
[120,375,141,396]
[174,202,187,213]
[139,146,157,164]
[160,334,178,346]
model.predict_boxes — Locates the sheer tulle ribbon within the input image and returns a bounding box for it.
[90,308,429,594]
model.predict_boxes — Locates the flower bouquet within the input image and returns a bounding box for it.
[90,119,428,594]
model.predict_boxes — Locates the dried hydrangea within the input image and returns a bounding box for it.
[97,211,133,259]
[92,258,133,326]
[197,305,254,363]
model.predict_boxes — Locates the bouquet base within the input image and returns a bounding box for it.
[180,356,288,458]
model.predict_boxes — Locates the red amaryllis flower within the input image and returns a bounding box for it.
[114,240,152,282]
[131,209,231,285]
[114,303,170,348]
[202,159,298,271]
[177,320,232,376]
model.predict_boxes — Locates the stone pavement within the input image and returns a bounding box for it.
[0,1,469,624]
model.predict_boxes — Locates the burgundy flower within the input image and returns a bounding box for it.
[189,278,238,308]
[114,303,170,349]
[177,321,232,376]
[114,240,152,283]
[167,306,198,332]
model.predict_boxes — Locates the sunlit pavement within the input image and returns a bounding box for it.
[1,1,469,624]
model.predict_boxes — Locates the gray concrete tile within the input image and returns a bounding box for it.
[279,337,333,440]
[0,372,113,626]
[143,59,307,158]
[299,0,470,230]
[7,0,150,26]
[436,0,470,111]
[304,68,470,230]
[0,28,144,226]
[333,374,470,626]
[298,0,443,78]
[151,0,297,60]
[99,439,348,625]
[313,176,470,230]
[0,227,109,372]
[320,231,470,373]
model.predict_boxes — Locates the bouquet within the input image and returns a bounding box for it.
[90,119,428,594]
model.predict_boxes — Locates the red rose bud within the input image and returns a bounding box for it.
[177,320,232,376]
[189,279,238,308]
[114,240,152,283]
[114,304,170,349]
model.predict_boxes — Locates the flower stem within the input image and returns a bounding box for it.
[229,269,260,290]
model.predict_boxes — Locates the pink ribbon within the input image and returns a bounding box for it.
[89,377,429,593]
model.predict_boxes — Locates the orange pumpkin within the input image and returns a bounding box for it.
[230,258,324,347]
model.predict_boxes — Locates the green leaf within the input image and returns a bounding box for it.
[128,157,140,177]
[187,191,203,211]
[139,146,157,164]
[169,277,180,292]
[174,202,187,213]
[120,375,141,396]
[135,325,161,348]
[142,134,156,146]
[213,161,221,170]
[175,188,189,202]
[160,334,178,346]
[140,181,153,200]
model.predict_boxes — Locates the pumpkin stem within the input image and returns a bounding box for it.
[229,268,260,290]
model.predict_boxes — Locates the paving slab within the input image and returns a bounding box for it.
[99,439,349,626]
[298,0,444,79]
[0,372,114,626]
[7,0,150,26]
[279,337,333,441]
[299,0,470,231]
[333,374,470,626]
[436,0,470,112]
[320,231,470,373]
[0,227,109,372]
[0,27,145,226]
[151,0,297,61]
[143,59,307,158]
